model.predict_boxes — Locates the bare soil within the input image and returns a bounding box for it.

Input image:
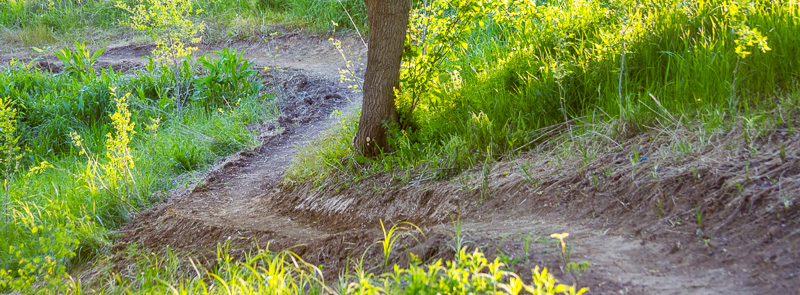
[4,31,799,294]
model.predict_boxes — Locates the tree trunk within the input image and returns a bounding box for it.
[353,0,410,157]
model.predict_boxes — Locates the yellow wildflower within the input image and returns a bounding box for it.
[550,232,570,253]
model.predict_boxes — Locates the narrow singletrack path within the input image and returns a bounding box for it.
[107,34,370,268]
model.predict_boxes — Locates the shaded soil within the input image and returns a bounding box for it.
[4,31,798,294]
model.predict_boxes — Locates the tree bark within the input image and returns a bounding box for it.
[354,0,410,157]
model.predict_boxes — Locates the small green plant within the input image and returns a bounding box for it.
[577,142,595,171]
[521,232,534,263]
[650,162,661,180]
[550,232,591,289]
[378,219,423,272]
[117,0,205,111]
[780,143,786,161]
[0,97,23,237]
[53,42,105,80]
[449,213,473,252]
[520,162,539,185]
[69,88,139,210]
[656,199,664,217]
[495,244,525,271]
[194,48,262,108]
[630,146,641,163]
[696,207,704,232]
[565,261,592,290]
[104,88,139,200]
[703,237,714,251]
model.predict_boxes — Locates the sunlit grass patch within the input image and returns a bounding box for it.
[80,241,583,295]
[17,23,57,46]
[285,110,360,185]
[0,44,274,293]
[289,0,800,184]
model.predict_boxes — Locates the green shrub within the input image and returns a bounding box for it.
[0,46,273,293]
[194,48,262,108]
[0,58,118,157]
[53,42,105,81]
[399,0,799,176]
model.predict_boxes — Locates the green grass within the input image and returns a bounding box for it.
[288,0,800,184]
[199,0,367,32]
[0,0,131,47]
[0,44,274,292]
[0,0,367,48]
[285,110,361,185]
[70,244,581,295]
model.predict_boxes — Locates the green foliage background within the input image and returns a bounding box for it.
[396,0,799,173]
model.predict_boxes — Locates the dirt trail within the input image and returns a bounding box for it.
[104,33,371,267]
[5,32,797,294]
[456,218,760,295]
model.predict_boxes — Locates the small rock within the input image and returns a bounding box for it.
[669,241,682,254]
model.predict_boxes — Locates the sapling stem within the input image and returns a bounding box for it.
[618,41,626,122]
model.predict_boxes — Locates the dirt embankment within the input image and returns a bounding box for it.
[13,31,797,294]
[271,122,800,294]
